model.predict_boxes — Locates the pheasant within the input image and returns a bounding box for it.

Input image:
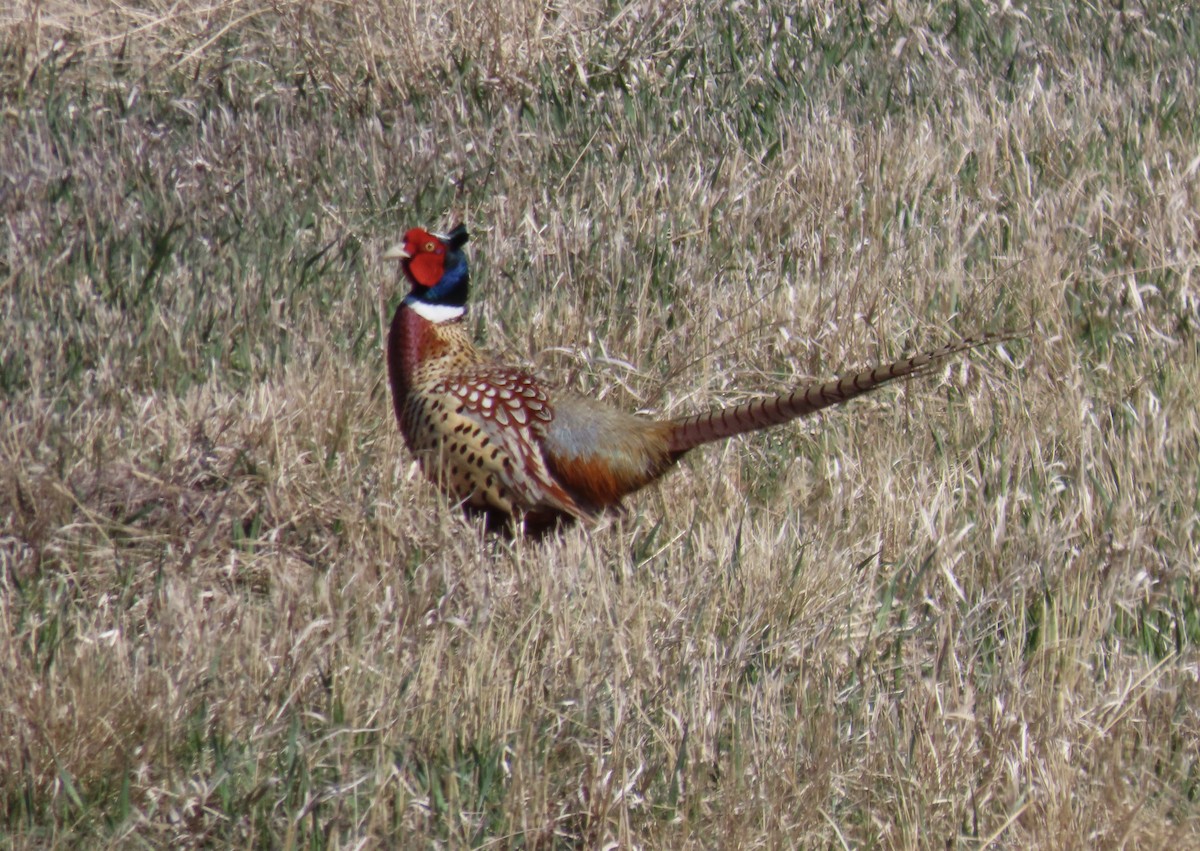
[385,224,1005,535]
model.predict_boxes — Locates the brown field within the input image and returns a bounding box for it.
[2,1,1198,847]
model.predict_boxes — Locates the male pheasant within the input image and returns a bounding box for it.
[385,224,1003,535]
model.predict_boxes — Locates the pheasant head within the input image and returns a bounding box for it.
[383,224,471,312]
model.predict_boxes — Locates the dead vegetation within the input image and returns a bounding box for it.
[2,0,1199,847]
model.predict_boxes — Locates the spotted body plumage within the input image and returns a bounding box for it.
[401,362,583,526]
[384,224,1011,535]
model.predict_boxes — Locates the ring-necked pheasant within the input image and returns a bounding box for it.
[385,224,1006,535]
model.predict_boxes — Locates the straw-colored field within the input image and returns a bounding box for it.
[2,1,1198,846]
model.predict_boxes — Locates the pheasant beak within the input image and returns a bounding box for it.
[382,243,412,261]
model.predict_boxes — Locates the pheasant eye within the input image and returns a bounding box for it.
[424,241,436,253]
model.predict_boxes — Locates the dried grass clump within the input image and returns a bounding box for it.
[1,0,618,98]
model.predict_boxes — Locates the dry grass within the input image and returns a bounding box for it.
[2,0,1199,847]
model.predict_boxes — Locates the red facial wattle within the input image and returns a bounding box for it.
[407,250,445,288]
[398,229,445,288]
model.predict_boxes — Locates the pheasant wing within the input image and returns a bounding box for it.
[432,367,595,521]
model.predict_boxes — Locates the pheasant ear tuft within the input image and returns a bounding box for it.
[444,224,469,250]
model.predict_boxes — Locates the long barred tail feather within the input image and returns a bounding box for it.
[665,332,1017,456]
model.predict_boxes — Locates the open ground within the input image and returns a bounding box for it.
[2,1,1198,847]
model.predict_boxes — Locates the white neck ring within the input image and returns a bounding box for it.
[404,296,466,323]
